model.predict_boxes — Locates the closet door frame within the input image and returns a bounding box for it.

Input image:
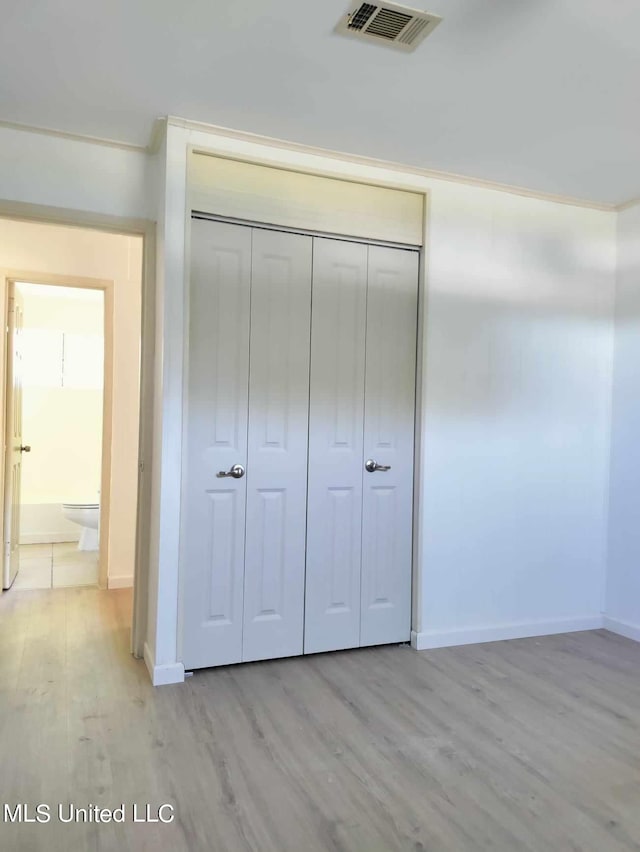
[179,211,423,668]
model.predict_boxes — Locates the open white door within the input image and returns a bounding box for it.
[3,285,27,590]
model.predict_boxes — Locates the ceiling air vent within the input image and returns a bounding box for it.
[335,2,442,52]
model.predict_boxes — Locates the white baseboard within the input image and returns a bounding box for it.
[108,574,133,589]
[603,616,640,643]
[411,615,605,651]
[143,642,185,686]
[20,533,79,544]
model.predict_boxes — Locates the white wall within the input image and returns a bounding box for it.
[19,285,104,543]
[606,203,640,640]
[0,220,142,585]
[0,121,620,685]
[145,121,617,683]
[0,124,151,220]
[418,185,615,646]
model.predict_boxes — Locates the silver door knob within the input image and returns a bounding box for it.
[365,459,391,473]
[19,445,31,453]
[217,464,245,479]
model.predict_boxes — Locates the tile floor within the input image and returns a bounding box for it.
[11,542,99,590]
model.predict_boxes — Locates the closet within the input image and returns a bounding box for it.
[182,216,418,670]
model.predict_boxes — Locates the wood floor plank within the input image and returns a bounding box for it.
[2,587,640,851]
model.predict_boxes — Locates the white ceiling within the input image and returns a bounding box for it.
[1,0,638,205]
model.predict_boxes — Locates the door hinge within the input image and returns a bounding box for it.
[139,461,145,474]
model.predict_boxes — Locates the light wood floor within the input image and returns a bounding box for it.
[2,588,640,851]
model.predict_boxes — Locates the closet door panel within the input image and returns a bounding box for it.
[305,238,368,654]
[360,246,418,646]
[243,229,312,661]
[182,219,251,669]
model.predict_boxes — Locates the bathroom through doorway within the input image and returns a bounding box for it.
[0,219,144,600]
[4,281,107,590]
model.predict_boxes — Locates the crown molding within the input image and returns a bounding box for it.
[0,115,637,212]
[616,196,640,212]
[166,115,621,213]
[0,118,147,154]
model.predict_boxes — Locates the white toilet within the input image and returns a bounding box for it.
[62,501,100,551]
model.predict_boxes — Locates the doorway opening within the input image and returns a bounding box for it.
[4,282,106,590]
[0,216,146,655]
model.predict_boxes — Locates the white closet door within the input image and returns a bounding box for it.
[305,238,368,654]
[182,219,251,669]
[242,229,312,661]
[360,246,418,646]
